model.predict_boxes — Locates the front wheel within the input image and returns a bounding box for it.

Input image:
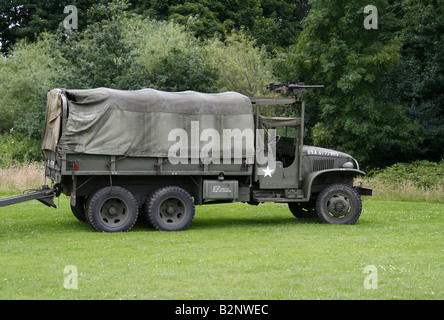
[316,184,362,224]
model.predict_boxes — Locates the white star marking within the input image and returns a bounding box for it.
[262,166,273,177]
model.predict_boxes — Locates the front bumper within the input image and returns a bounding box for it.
[355,186,373,196]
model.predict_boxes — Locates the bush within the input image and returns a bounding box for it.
[359,160,444,202]
[0,132,42,167]
[368,160,444,189]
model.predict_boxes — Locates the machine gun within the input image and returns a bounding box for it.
[266,83,324,96]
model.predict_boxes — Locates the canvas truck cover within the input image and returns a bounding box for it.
[42,88,255,162]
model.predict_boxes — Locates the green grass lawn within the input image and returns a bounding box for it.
[0,195,442,300]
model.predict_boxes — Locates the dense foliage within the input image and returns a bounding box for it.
[0,0,442,169]
[367,160,444,189]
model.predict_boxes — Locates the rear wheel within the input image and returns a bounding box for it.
[316,183,362,224]
[145,186,195,231]
[87,186,138,232]
[71,196,87,222]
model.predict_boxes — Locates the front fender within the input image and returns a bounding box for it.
[302,168,366,201]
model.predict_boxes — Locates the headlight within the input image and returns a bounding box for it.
[342,161,354,168]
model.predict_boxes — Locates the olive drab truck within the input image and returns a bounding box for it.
[0,84,372,232]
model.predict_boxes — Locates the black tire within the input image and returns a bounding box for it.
[71,196,87,222]
[87,186,138,232]
[316,183,362,225]
[145,186,195,231]
[288,201,318,219]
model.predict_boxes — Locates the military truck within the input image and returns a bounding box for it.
[0,84,371,232]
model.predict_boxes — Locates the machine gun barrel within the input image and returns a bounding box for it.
[266,83,324,95]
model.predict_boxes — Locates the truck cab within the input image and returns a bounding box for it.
[249,94,371,224]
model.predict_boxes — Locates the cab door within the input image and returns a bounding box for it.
[256,124,300,189]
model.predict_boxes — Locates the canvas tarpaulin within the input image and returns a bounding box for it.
[42,88,255,162]
[41,88,62,152]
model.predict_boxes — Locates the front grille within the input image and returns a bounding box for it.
[312,159,335,172]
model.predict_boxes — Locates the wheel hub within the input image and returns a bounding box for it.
[159,198,186,226]
[99,198,128,227]
[327,195,350,217]
[107,206,118,216]
[165,205,175,215]
[334,201,345,212]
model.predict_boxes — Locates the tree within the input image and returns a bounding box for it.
[0,0,105,54]
[46,1,134,89]
[0,39,57,163]
[1,1,311,54]
[386,0,444,162]
[0,40,56,138]
[118,15,218,92]
[38,0,218,92]
[205,31,276,96]
[274,0,420,168]
[127,0,310,51]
